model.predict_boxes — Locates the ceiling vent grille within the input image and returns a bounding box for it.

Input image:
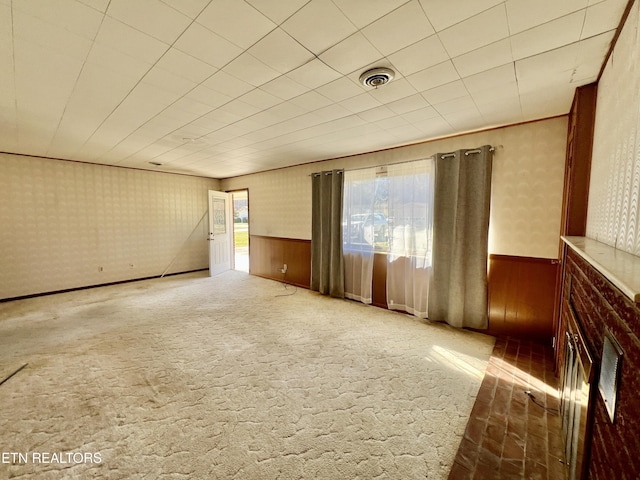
[359,67,395,88]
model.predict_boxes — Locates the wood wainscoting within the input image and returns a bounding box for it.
[249,235,311,288]
[249,237,558,340]
[487,254,560,340]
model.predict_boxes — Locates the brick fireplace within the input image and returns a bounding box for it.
[558,238,640,479]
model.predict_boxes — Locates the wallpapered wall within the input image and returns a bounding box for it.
[587,1,640,253]
[0,153,220,299]
[221,116,568,259]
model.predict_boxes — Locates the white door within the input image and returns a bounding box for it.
[208,190,232,276]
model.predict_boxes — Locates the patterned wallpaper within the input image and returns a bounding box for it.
[0,154,220,299]
[586,1,640,253]
[222,116,568,259]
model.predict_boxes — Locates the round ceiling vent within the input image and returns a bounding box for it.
[359,67,395,88]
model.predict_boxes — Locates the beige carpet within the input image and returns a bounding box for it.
[0,271,495,479]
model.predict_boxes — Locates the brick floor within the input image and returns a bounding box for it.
[448,337,567,480]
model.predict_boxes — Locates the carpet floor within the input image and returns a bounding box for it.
[0,271,495,479]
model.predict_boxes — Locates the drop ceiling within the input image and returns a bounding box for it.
[0,0,628,179]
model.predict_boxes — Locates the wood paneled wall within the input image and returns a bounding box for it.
[249,235,311,288]
[248,238,558,340]
[487,254,560,340]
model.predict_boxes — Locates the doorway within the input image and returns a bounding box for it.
[231,190,249,272]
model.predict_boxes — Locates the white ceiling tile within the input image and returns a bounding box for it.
[478,96,522,119]
[332,0,410,28]
[402,106,440,123]
[313,104,355,122]
[238,89,282,110]
[185,84,233,108]
[357,105,395,122]
[288,90,334,111]
[49,61,145,157]
[582,0,627,38]
[506,0,589,35]
[519,85,575,119]
[248,28,315,74]
[281,0,358,55]
[339,93,382,114]
[155,48,217,84]
[571,31,616,84]
[172,97,216,117]
[174,22,242,68]
[107,0,191,44]
[452,39,513,78]
[444,108,484,130]
[0,0,626,178]
[422,80,468,105]
[438,4,509,58]
[223,53,281,87]
[463,63,517,94]
[197,0,276,49]
[434,95,476,115]
[419,0,503,31]
[367,78,418,103]
[159,0,210,19]
[142,65,196,96]
[13,0,103,40]
[260,76,310,100]
[387,35,449,76]
[286,59,342,89]
[215,98,261,119]
[472,84,520,107]
[245,0,310,25]
[95,16,168,65]
[13,11,93,62]
[78,0,111,13]
[319,32,384,75]
[84,44,147,82]
[387,93,430,114]
[407,114,453,137]
[363,1,435,56]
[267,102,309,122]
[315,76,364,102]
[510,11,585,61]
[515,31,613,95]
[515,45,578,95]
[406,60,460,92]
[203,70,255,98]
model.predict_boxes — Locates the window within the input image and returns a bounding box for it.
[342,161,433,262]
[343,172,389,252]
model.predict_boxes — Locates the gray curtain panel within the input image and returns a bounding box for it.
[311,170,345,298]
[428,146,493,329]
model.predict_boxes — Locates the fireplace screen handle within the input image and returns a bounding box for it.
[566,331,575,352]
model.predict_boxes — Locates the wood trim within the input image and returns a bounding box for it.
[372,252,388,309]
[561,83,597,238]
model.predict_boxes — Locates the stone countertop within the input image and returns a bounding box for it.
[562,236,640,303]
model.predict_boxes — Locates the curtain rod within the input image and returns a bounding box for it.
[310,145,496,176]
[440,146,495,159]
[311,157,433,177]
